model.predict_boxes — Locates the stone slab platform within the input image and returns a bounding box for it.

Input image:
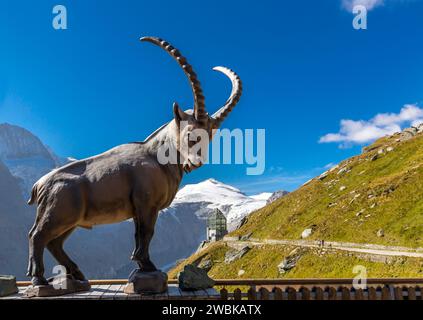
[0,284,219,300]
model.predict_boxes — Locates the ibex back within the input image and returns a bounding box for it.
[27,37,242,285]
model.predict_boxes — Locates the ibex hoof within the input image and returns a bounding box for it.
[31,276,48,286]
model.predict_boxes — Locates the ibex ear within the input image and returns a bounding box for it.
[173,102,187,126]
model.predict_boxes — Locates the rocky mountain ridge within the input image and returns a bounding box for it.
[0,123,68,196]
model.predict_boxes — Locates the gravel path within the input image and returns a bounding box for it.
[223,237,423,258]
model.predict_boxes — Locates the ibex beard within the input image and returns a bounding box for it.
[26,37,242,286]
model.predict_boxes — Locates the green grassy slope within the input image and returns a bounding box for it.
[170,130,423,279]
[169,242,423,279]
[233,133,423,247]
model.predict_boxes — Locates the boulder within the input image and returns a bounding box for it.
[0,275,18,297]
[225,245,251,264]
[337,167,348,175]
[318,171,329,181]
[178,264,215,291]
[266,190,289,204]
[301,228,313,239]
[278,248,304,274]
[399,127,418,141]
[278,258,297,273]
[405,127,418,135]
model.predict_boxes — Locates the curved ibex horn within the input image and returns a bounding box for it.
[140,37,208,123]
[211,66,243,128]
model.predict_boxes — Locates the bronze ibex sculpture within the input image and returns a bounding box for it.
[26,37,242,285]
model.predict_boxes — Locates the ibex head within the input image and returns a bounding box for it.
[141,37,242,173]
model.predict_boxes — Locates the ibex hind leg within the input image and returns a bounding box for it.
[27,215,77,286]
[27,225,53,286]
[47,228,86,281]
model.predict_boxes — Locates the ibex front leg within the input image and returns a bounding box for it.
[131,205,158,272]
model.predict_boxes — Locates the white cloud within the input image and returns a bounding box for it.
[342,0,385,11]
[319,104,423,147]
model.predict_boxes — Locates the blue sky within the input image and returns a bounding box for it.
[1,0,423,194]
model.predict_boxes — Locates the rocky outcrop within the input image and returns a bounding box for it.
[278,248,305,274]
[266,190,289,204]
[225,245,251,264]
[399,125,422,141]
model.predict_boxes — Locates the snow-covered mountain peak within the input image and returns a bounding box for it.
[176,179,245,201]
[171,178,273,230]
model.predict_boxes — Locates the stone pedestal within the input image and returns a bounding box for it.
[24,275,90,298]
[0,275,19,297]
[123,269,168,294]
